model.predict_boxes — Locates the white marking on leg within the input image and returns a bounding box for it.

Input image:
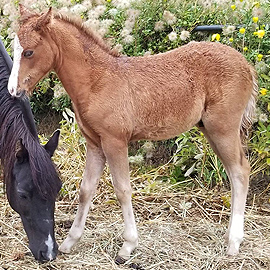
[59,146,105,253]
[227,213,244,255]
[118,201,138,260]
[45,234,54,261]
[59,207,88,253]
[8,35,23,96]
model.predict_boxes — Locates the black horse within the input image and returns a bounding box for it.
[0,38,62,262]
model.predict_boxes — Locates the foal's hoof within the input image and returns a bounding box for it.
[130,262,145,270]
[115,255,127,265]
[58,244,71,254]
[226,246,239,256]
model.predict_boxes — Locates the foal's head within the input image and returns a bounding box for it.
[8,5,55,97]
[7,131,61,262]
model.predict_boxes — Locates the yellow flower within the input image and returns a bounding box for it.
[239,28,245,34]
[231,5,236,10]
[229,37,233,42]
[253,31,258,36]
[260,88,267,95]
[243,47,248,52]
[257,54,263,61]
[211,33,220,41]
[252,17,259,23]
[239,0,243,2]
[257,30,265,38]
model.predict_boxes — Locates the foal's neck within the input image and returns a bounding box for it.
[50,18,116,102]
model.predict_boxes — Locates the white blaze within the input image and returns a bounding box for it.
[45,234,54,261]
[8,35,23,96]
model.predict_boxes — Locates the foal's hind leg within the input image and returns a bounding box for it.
[101,137,138,263]
[59,143,106,253]
[199,121,250,256]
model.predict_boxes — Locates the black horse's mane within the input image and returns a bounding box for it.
[0,39,60,199]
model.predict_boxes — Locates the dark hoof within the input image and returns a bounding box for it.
[130,262,145,270]
[115,255,127,265]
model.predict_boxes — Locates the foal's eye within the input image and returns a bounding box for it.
[23,50,34,58]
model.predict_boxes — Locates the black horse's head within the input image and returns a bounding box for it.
[0,36,62,262]
[6,131,62,262]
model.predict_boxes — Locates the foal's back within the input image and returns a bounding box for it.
[104,42,253,141]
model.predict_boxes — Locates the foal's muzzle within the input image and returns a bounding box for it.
[9,88,26,98]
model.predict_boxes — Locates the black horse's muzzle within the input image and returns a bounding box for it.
[31,239,58,262]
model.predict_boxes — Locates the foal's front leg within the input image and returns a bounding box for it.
[102,138,138,263]
[59,143,106,253]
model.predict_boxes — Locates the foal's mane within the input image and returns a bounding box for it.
[0,39,60,199]
[20,8,120,57]
[54,12,120,57]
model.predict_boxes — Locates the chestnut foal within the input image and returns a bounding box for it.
[8,6,257,262]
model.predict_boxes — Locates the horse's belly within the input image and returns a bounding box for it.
[130,121,195,141]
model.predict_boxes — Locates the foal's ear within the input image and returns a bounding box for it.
[19,4,36,23]
[19,4,35,17]
[34,7,53,32]
[15,139,28,163]
[44,130,60,157]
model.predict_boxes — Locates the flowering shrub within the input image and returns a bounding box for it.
[0,0,269,186]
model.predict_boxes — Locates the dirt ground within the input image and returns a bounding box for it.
[0,175,270,270]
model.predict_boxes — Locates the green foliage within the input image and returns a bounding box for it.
[1,0,270,188]
[169,129,227,188]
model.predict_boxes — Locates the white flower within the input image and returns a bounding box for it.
[154,21,165,31]
[143,141,154,151]
[57,0,73,7]
[180,30,190,41]
[100,19,114,29]
[223,25,236,35]
[124,19,135,31]
[82,0,92,9]
[112,0,132,9]
[163,10,177,25]
[53,84,66,98]
[114,43,123,53]
[129,154,144,164]
[123,34,134,44]
[121,28,132,37]
[168,31,177,41]
[259,113,268,122]
[94,5,107,17]
[7,28,15,39]
[144,51,152,56]
[95,0,106,4]
[253,8,264,18]
[84,19,100,31]
[70,4,88,15]
[126,9,140,21]
[108,8,119,16]
[98,27,108,37]
[3,3,14,16]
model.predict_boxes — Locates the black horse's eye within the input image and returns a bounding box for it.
[18,192,29,200]
[23,50,34,58]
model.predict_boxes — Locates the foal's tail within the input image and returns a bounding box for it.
[240,65,258,141]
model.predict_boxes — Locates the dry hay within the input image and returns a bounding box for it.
[0,175,270,270]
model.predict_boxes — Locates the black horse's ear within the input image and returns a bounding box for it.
[15,139,28,163]
[44,130,60,157]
